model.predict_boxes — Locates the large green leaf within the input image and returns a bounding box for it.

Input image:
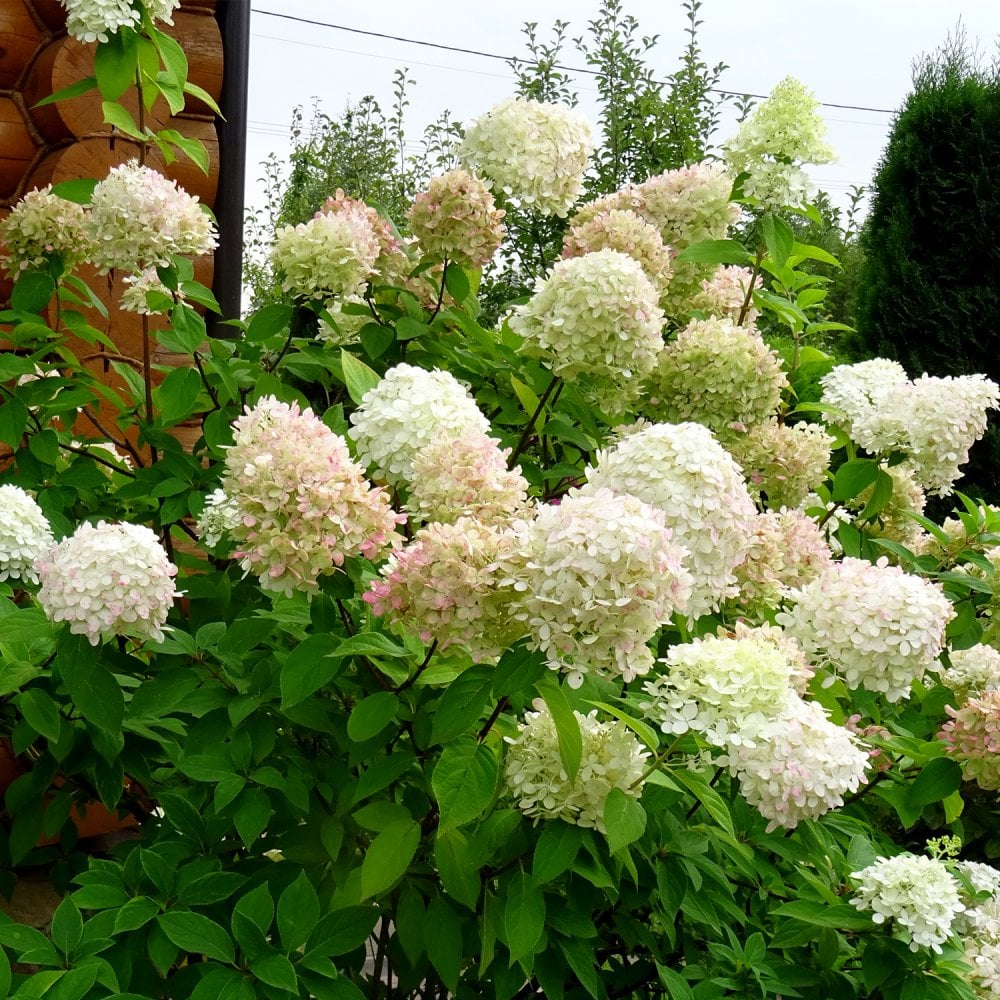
[535,674,582,782]
[504,872,545,963]
[361,819,420,899]
[277,871,320,953]
[432,739,498,831]
[603,788,646,854]
[157,911,235,964]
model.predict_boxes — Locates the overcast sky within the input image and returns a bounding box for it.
[245,1,999,219]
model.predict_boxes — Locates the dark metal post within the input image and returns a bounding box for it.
[210,0,251,331]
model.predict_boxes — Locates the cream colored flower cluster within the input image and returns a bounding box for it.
[87,161,217,273]
[502,489,692,687]
[724,696,868,831]
[221,397,402,596]
[62,0,179,43]
[562,209,673,295]
[458,97,595,217]
[365,518,517,663]
[729,420,833,511]
[195,488,241,549]
[408,169,505,268]
[851,854,965,953]
[646,317,787,442]
[504,706,649,831]
[0,485,55,585]
[36,521,179,645]
[690,266,761,324]
[939,690,1000,791]
[778,557,954,702]
[941,645,1000,702]
[582,422,757,618]
[318,189,407,283]
[724,77,835,210]
[406,428,530,527]
[508,248,665,415]
[0,186,91,277]
[120,267,176,315]
[819,358,911,453]
[349,364,489,487]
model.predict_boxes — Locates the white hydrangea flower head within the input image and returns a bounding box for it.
[957,861,1000,902]
[195,488,241,549]
[0,486,55,585]
[348,364,489,487]
[777,557,954,702]
[942,645,1000,702]
[86,161,217,273]
[562,209,674,295]
[0,186,92,276]
[223,396,403,596]
[120,267,176,315]
[504,705,649,831]
[646,317,787,441]
[890,374,1000,496]
[271,210,380,302]
[850,854,965,953]
[406,429,530,526]
[724,77,835,210]
[689,265,762,324]
[458,97,595,217]
[641,632,804,748]
[729,420,833,511]
[726,621,816,695]
[820,359,912,454]
[724,694,869,830]
[581,422,757,618]
[316,295,369,347]
[35,521,179,645]
[967,938,1000,997]
[62,0,139,42]
[508,248,665,415]
[734,508,833,612]
[502,489,692,687]
[407,169,505,268]
[939,690,1000,791]
[365,517,521,662]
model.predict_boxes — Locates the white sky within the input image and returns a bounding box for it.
[245,1,999,219]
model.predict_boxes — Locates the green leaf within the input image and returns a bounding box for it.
[657,965,694,1000]
[603,788,646,854]
[492,644,547,698]
[51,179,98,205]
[34,75,97,108]
[50,896,83,957]
[249,953,298,994]
[396,316,429,341]
[161,303,206,353]
[0,397,28,449]
[791,240,842,268]
[183,80,221,115]
[533,821,583,884]
[56,633,125,740]
[113,896,160,933]
[277,871,320,953]
[858,469,894,521]
[12,270,56,313]
[333,632,411,661]
[150,26,189,88]
[157,911,235,963]
[773,900,875,931]
[246,302,291,342]
[361,819,420,898]
[432,664,494,744]
[306,906,380,958]
[434,829,481,909]
[444,263,471,303]
[560,937,602,999]
[535,674,582,782]
[347,692,399,742]
[340,350,381,404]
[761,213,795,268]
[280,634,347,709]
[832,458,880,502]
[432,739,499,831]
[504,872,545,963]
[154,366,202,425]
[671,768,734,836]
[360,322,394,360]
[94,30,138,101]
[907,757,963,807]
[425,898,462,993]
[234,884,274,935]
[0,949,9,999]
[101,102,145,140]
[233,787,272,847]
[17,688,61,742]
[586,701,659,752]
[675,239,751,266]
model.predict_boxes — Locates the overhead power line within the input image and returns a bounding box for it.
[251,8,897,115]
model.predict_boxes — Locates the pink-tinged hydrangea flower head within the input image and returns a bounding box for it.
[318,188,406,281]
[86,161,217,272]
[271,210,380,301]
[581,422,757,618]
[502,489,692,687]
[642,632,804,748]
[365,517,520,662]
[504,706,649,831]
[407,429,530,526]
[0,186,91,276]
[646,317,787,440]
[35,521,179,645]
[348,364,489,487]
[820,359,912,454]
[222,396,402,595]
[459,97,595,216]
[939,690,1000,791]
[734,508,833,611]
[562,209,673,295]
[0,485,54,585]
[851,854,965,953]
[729,419,833,510]
[407,169,505,268]
[725,695,869,830]
[777,557,954,702]
[724,77,835,210]
[690,265,762,323]
[507,249,665,415]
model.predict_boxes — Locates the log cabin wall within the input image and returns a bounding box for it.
[0,0,224,450]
